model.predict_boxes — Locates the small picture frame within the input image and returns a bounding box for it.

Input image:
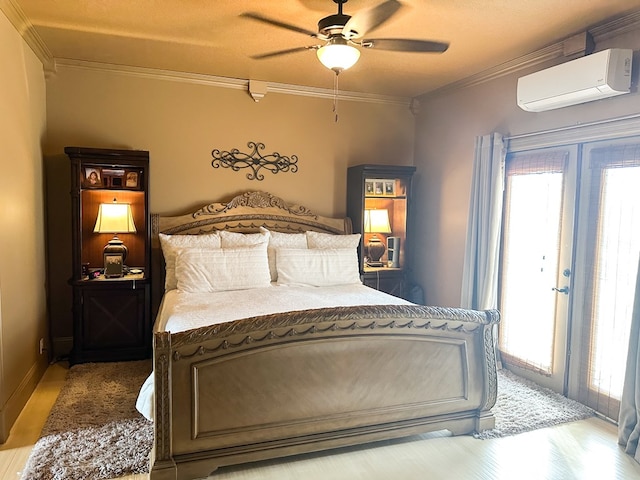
[83,167,102,187]
[374,181,384,195]
[102,168,125,188]
[384,180,395,196]
[365,180,374,196]
[104,253,124,278]
[125,171,139,188]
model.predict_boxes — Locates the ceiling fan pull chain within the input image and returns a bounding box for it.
[333,73,339,123]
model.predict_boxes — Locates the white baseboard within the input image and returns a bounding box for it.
[0,358,48,443]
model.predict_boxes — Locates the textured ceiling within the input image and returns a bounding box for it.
[12,0,640,98]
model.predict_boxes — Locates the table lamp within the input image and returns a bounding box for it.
[94,199,137,269]
[364,209,391,267]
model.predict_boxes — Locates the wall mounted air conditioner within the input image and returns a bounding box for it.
[517,48,633,112]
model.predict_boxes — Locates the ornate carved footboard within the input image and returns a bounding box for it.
[150,304,499,480]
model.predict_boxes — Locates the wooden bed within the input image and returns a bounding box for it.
[149,191,499,480]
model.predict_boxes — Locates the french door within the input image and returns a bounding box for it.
[499,146,577,393]
[568,140,640,420]
[499,137,640,420]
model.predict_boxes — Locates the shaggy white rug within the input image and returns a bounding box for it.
[20,360,153,480]
[474,368,595,439]
[20,362,594,479]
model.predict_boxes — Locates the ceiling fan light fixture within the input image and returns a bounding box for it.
[316,38,360,73]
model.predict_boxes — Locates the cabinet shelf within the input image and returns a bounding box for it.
[347,164,416,299]
[365,195,407,200]
[65,146,151,364]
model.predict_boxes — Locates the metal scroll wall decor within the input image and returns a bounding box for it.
[211,141,299,181]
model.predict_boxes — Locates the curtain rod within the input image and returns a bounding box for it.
[505,112,640,141]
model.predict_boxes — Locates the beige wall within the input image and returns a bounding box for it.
[44,67,415,218]
[43,65,415,350]
[414,28,640,307]
[0,11,48,441]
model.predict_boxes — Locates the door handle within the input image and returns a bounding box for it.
[552,286,570,295]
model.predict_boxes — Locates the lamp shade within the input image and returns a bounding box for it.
[317,38,360,73]
[364,209,391,234]
[94,202,136,234]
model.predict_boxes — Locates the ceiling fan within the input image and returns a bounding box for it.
[242,0,449,74]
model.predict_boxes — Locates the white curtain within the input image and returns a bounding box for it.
[460,133,506,310]
[619,256,640,461]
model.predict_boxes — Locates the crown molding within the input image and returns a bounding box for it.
[0,0,54,73]
[267,79,408,106]
[590,10,640,41]
[420,10,640,100]
[52,58,409,106]
[433,43,566,96]
[0,0,406,106]
[5,0,637,105]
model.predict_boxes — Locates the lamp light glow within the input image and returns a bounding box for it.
[316,38,360,73]
[93,203,136,234]
[364,209,391,267]
[94,200,136,269]
[364,209,391,234]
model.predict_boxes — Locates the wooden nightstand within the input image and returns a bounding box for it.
[363,266,405,298]
[70,272,150,364]
[65,147,151,364]
[347,164,416,300]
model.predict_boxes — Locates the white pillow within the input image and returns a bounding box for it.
[276,248,361,287]
[159,232,221,291]
[306,231,361,249]
[175,243,271,293]
[219,230,270,247]
[260,227,308,282]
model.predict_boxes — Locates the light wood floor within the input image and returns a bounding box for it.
[3,363,640,480]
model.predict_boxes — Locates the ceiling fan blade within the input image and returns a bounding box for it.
[250,46,319,60]
[343,0,403,39]
[362,38,449,53]
[241,12,319,37]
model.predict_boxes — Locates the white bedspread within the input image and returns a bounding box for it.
[136,284,411,420]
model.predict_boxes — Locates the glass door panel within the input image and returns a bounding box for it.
[499,147,577,392]
[569,140,640,420]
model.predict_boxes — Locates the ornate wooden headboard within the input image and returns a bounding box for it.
[150,191,353,317]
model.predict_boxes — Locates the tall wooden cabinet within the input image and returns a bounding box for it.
[66,147,151,364]
[347,164,416,299]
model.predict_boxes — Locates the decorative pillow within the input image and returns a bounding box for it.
[219,230,270,247]
[175,243,271,293]
[159,232,221,291]
[260,227,308,282]
[306,231,361,249]
[276,248,361,287]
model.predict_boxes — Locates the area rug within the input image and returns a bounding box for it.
[21,362,595,479]
[474,368,595,439]
[20,360,153,480]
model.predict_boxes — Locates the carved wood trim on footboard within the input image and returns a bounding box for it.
[151,305,499,480]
